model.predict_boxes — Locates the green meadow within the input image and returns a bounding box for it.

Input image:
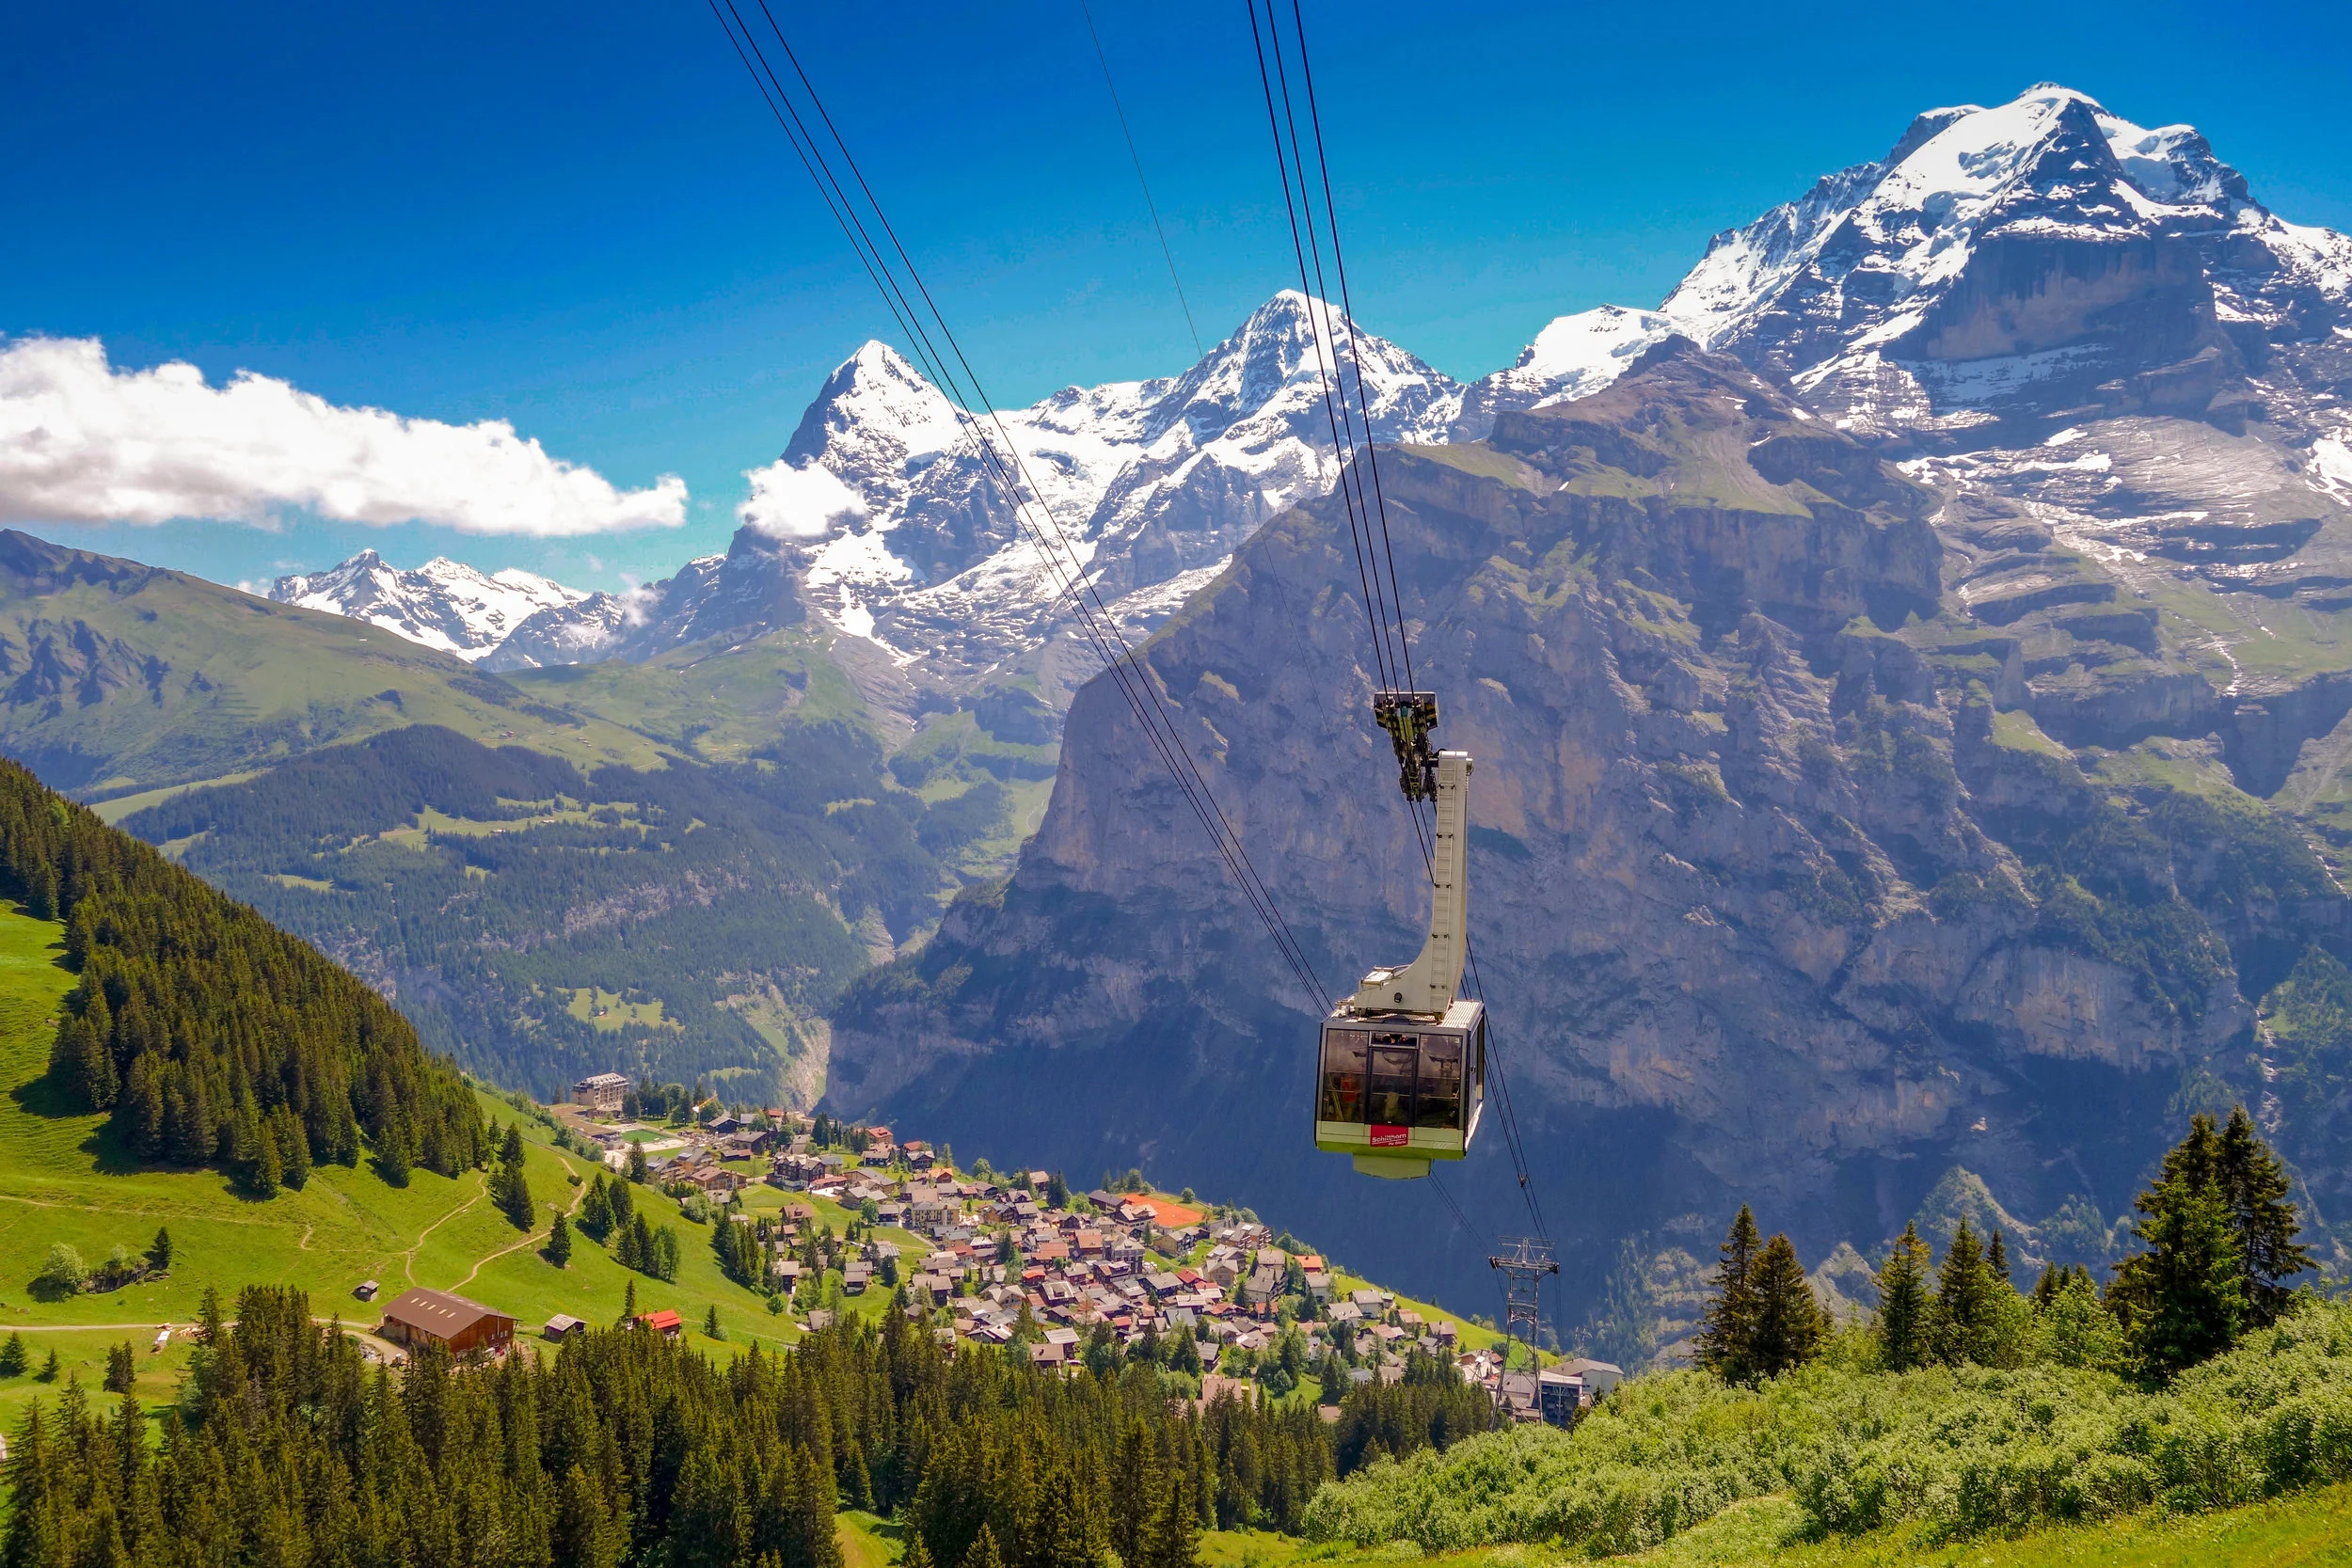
[0,902,804,1436]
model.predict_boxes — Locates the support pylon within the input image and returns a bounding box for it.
[1487,1236,1557,1362]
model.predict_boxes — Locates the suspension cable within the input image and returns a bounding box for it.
[1075,0,1201,359]
[1244,0,1550,1243]
[710,0,1332,1018]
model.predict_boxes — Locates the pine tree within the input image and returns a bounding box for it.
[581,1173,613,1238]
[276,1105,311,1190]
[1931,1216,2005,1366]
[1142,1466,1200,1568]
[1745,1234,1824,1378]
[0,1331,24,1376]
[2215,1105,2312,1327]
[251,1122,282,1199]
[619,1276,638,1323]
[1988,1229,2010,1288]
[704,1305,723,1339]
[961,1525,1005,1568]
[38,1347,59,1382]
[1696,1205,1762,1382]
[2114,1164,2246,1377]
[902,1533,936,1568]
[104,1340,136,1395]
[1876,1223,1931,1371]
[627,1140,649,1184]
[1112,1419,1161,1566]
[546,1210,573,1268]
[845,1438,875,1513]
[148,1227,171,1273]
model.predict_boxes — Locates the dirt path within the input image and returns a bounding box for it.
[442,1154,592,1296]
[399,1171,488,1286]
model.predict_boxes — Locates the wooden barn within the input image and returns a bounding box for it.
[378,1288,516,1355]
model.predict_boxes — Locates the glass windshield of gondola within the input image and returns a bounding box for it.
[1369,1034,1417,1125]
[1319,1030,1368,1124]
[1418,1035,1461,1130]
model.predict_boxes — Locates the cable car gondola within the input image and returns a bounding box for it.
[1314,692,1484,1180]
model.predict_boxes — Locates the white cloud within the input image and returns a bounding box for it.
[737,456,866,539]
[0,336,687,535]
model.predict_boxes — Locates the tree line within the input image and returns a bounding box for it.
[0,757,483,1187]
[1695,1105,2313,1386]
[3,1279,1486,1568]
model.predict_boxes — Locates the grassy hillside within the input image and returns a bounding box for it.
[0,902,803,1436]
[0,530,666,802]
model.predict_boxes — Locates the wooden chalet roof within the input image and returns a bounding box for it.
[380,1287,513,1338]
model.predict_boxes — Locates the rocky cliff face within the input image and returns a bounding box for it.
[828,339,2347,1318]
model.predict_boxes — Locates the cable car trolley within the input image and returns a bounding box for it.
[1314,691,1485,1180]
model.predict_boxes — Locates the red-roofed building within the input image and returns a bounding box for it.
[636,1309,684,1339]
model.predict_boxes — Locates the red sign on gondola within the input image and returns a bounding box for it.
[1369,1125,1409,1148]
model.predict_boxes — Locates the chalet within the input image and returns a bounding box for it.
[866,1127,895,1152]
[378,1288,516,1355]
[1242,1263,1284,1306]
[1074,1228,1104,1258]
[686,1167,741,1200]
[543,1314,587,1341]
[902,1140,935,1169]
[573,1072,629,1115]
[707,1115,744,1136]
[844,1262,872,1294]
[353,1279,379,1302]
[637,1309,684,1339]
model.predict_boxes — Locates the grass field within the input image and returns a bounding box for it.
[1187,1482,2352,1568]
[0,546,671,803]
[0,904,806,1434]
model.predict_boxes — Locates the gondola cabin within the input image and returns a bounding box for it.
[1314,999,1486,1179]
[1316,711,1482,1181]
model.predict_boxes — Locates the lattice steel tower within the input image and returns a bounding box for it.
[1487,1236,1558,1354]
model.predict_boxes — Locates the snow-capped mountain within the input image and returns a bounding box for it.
[1451,305,1682,439]
[268,551,591,661]
[1662,84,2352,435]
[776,290,1461,689]
[280,86,2352,695]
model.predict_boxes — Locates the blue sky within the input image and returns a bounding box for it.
[5,0,2348,592]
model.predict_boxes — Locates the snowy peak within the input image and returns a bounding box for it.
[1454,305,1682,438]
[1150,289,1462,447]
[1639,83,2351,432]
[269,551,589,661]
